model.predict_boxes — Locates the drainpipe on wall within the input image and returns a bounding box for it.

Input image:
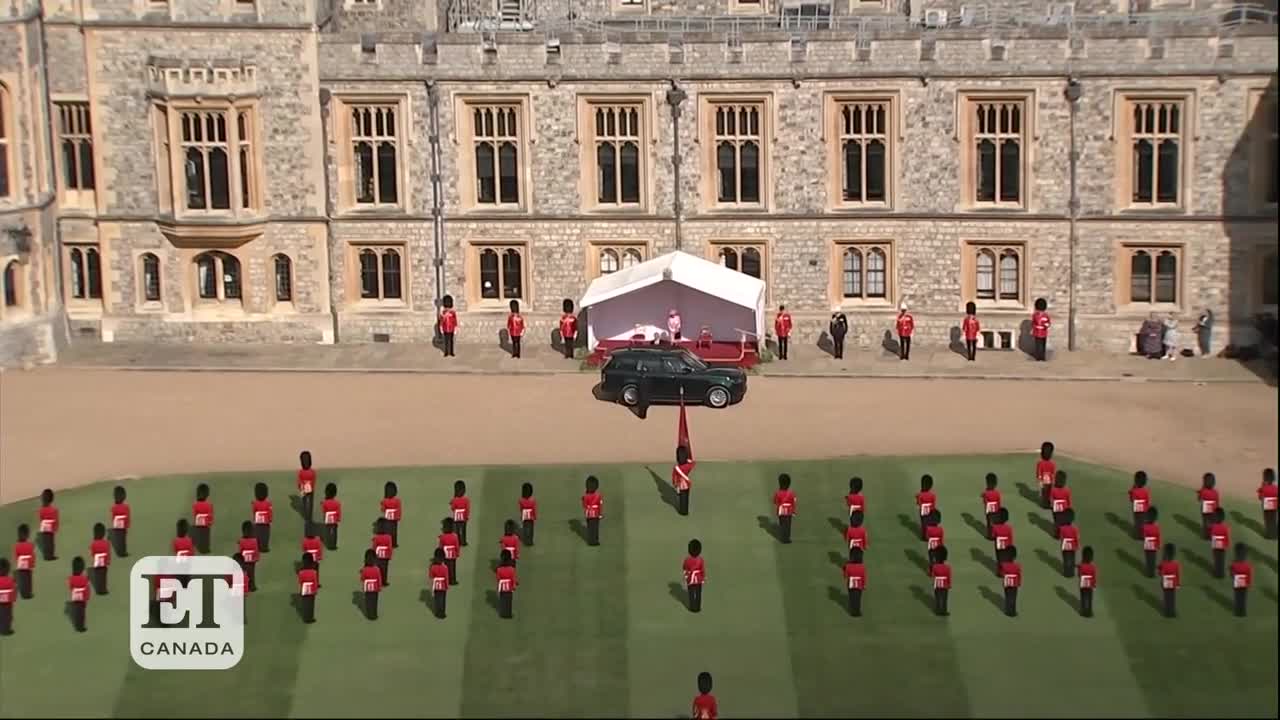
[1065,78,1082,352]
[666,81,687,252]
[36,18,70,349]
[318,88,340,343]
[427,80,447,321]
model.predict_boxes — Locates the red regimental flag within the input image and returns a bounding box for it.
[678,389,692,457]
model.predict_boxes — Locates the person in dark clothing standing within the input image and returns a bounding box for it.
[829,313,848,359]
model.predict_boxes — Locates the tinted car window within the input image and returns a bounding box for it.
[662,358,684,373]
[610,356,636,371]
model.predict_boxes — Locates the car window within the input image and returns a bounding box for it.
[677,350,708,371]
[662,358,684,373]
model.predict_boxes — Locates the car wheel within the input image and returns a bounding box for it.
[620,384,640,407]
[706,387,730,409]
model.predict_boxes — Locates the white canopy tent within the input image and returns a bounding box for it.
[578,251,767,349]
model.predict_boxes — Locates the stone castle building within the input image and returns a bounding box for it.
[0,0,1275,366]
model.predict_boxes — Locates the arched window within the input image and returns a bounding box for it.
[0,83,10,199]
[68,247,103,300]
[622,248,642,269]
[599,248,620,275]
[194,251,241,303]
[998,249,1020,301]
[866,248,887,298]
[3,260,19,308]
[841,247,862,298]
[358,246,405,301]
[1129,251,1153,303]
[140,253,162,303]
[976,249,996,300]
[273,254,293,303]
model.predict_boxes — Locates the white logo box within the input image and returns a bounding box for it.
[129,556,245,671]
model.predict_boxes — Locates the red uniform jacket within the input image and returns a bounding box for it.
[773,489,796,517]
[495,565,518,593]
[1059,524,1080,552]
[192,500,214,528]
[559,313,577,340]
[439,308,458,334]
[1209,522,1231,551]
[1259,483,1279,511]
[1197,487,1220,516]
[507,313,525,339]
[1000,561,1022,588]
[37,506,59,534]
[251,499,273,525]
[582,492,603,520]
[1141,522,1161,552]
[322,498,342,525]
[0,575,15,605]
[429,563,450,592]
[1049,487,1073,513]
[68,574,90,603]
[845,526,868,550]
[173,537,195,557]
[915,490,936,517]
[360,566,383,593]
[844,562,867,590]
[302,536,324,563]
[13,540,36,571]
[238,537,259,564]
[774,312,793,339]
[692,693,718,720]
[372,534,394,560]
[1158,560,1181,590]
[1036,459,1056,488]
[1128,486,1151,514]
[930,563,952,590]
[683,556,705,586]
[1078,562,1098,589]
[924,524,945,550]
[992,523,1014,551]
[981,489,1002,515]
[896,313,915,338]
[90,538,111,568]
[381,497,402,522]
[450,496,471,523]
[673,460,696,492]
[110,502,131,530]
[846,492,865,514]
[1230,561,1253,590]
[500,533,521,561]
[297,468,316,495]
[298,569,319,596]
[1031,310,1051,339]
[962,315,980,341]
[519,497,538,522]
[439,532,461,560]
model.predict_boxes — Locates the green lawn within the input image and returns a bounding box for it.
[0,455,1276,718]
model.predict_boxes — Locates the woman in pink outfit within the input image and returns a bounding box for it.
[668,309,683,342]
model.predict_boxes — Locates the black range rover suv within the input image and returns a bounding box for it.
[598,347,748,409]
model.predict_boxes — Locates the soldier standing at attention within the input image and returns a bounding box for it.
[895,303,915,361]
[507,300,525,359]
[774,305,793,360]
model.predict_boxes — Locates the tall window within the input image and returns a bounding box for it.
[0,83,11,198]
[181,111,231,211]
[68,246,103,300]
[357,246,403,301]
[2,261,18,308]
[592,105,642,206]
[140,253,162,303]
[57,102,95,193]
[1128,100,1183,206]
[838,243,890,301]
[476,246,524,300]
[350,105,399,205]
[596,245,644,276]
[837,101,889,204]
[972,101,1023,204]
[1126,247,1179,304]
[711,103,763,205]
[714,243,765,279]
[472,106,521,206]
[976,248,1021,301]
[194,251,242,303]
[273,254,293,303]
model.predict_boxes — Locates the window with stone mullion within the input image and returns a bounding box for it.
[474,106,520,206]
[352,105,399,206]
[594,105,641,205]
[1130,101,1181,205]
[974,102,1022,204]
[839,102,888,204]
[714,104,762,205]
[181,110,232,211]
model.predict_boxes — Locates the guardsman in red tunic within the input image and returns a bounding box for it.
[439,518,462,586]
[302,527,324,587]
[1031,298,1051,361]
[582,476,604,546]
[13,524,35,599]
[450,480,471,546]
[962,301,981,362]
[773,473,797,544]
[895,303,915,361]
[297,450,317,529]
[321,483,342,550]
[495,550,518,619]
[846,476,865,525]
[683,539,706,613]
[1197,473,1220,540]
[930,545,952,616]
[1259,468,1278,539]
[238,521,260,592]
[1057,509,1081,578]
[981,473,1002,540]
[89,523,111,595]
[998,546,1022,617]
[297,554,319,623]
[439,294,458,358]
[360,549,382,620]
[251,482,273,552]
[673,445,696,516]
[1230,542,1252,617]
[109,485,131,557]
[559,299,578,360]
[1158,543,1180,618]
[381,481,402,548]
[0,558,14,635]
[1078,546,1097,618]
[692,672,718,720]
[67,557,90,632]
[428,547,450,619]
[37,488,59,561]
[1050,471,1073,535]
[843,547,867,617]
[1036,442,1057,510]
[519,482,538,546]
[1128,471,1152,540]
[1141,507,1162,577]
[1208,508,1231,578]
[774,305,793,360]
[507,299,525,359]
[192,483,214,554]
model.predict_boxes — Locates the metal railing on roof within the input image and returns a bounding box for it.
[444,1,1277,37]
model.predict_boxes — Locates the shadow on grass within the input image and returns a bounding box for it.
[1034,548,1062,576]
[485,589,500,614]
[978,585,1004,613]
[667,581,688,610]
[1262,586,1279,604]
[897,513,920,539]
[1131,584,1163,615]
[1015,481,1041,506]
[828,516,847,535]
[961,512,988,540]
[647,467,680,511]
[1054,585,1082,614]
[905,547,929,574]
[1201,584,1234,612]
[756,515,783,543]
[1115,547,1148,576]
[1174,513,1203,539]
[1027,512,1057,539]
[826,586,850,614]
[289,593,305,622]
[828,550,846,568]
[568,518,591,545]
[970,547,997,576]
[1229,510,1266,539]
[350,590,371,620]
[1183,548,1214,577]
[909,585,934,612]
[288,494,307,522]
[1105,511,1136,538]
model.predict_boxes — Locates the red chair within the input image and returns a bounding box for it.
[696,326,714,350]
